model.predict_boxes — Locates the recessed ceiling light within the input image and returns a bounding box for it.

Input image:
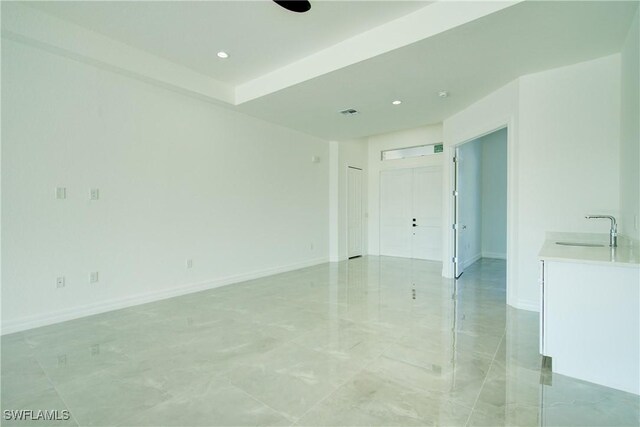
[438,91,449,98]
[392,100,402,105]
[217,51,229,59]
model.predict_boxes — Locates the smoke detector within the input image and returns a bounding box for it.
[438,91,449,98]
[339,108,359,116]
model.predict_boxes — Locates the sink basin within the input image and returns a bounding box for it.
[556,241,605,247]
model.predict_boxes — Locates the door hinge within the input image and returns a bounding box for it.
[452,257,458,263]
[453,156,458,163]
[452,223,458,230]
[453,190,459,197]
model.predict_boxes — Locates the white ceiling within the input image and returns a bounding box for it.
[19,1,639,140]
[237,1,638,139]
[29,0,431,84]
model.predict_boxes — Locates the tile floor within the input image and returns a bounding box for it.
[1,257,639,426]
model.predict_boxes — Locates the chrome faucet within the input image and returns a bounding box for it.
[585,215,617,247]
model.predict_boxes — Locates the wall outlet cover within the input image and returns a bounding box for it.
[55,187,66,200]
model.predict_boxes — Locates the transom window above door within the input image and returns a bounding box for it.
[381,143,443,161]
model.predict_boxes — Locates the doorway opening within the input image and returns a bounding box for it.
[453,128,507,279]
[347,166,364,259]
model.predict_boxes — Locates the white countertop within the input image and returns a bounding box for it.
[539,232,640,267]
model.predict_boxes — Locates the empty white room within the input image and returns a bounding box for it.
[1,1,639,426]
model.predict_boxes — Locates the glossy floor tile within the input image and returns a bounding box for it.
[2,257,638,426]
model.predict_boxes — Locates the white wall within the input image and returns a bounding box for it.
[517,54,621,308]
[334,138,368,261]
[1,38,330,333]
[444,55,622,311]
[481,128,508,259]
[620,9,640,244]
[367,125,443,255]
[457,139,482,268]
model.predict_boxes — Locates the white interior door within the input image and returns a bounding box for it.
[380,167,442,260]
[347,167,363,258]
[380,169,412,258]
[453,149,463,278]
[412,167,442,260]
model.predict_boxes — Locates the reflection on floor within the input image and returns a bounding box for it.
[2,257,639,426]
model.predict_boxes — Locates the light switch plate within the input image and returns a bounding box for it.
[90,188,99,200]
[55,187,66,200]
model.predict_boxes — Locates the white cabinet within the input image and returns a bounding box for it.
[539,259,639,395]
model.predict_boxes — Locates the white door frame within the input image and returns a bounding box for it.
[346,165,363,259]
[445,117,517,308]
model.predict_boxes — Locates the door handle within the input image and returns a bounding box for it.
[412,224,418,227]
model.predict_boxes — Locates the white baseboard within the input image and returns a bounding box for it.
[1,256,329,335]
[461,253,482,270]
[482,252,507,260]
[509,299,539,312]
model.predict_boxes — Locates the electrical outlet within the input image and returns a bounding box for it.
[90,188,99,200]
[91,344,100,356]
[56,276,65,288]
[90,272,99,283]
[55,187,66,200]
[186,259,193,269]
[57,354,67,367]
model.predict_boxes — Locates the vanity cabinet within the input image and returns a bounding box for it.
[539,258,639,395]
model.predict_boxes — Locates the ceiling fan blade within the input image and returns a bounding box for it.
[273,1,311,13]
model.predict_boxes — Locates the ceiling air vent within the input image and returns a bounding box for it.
[339,108,359,116]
